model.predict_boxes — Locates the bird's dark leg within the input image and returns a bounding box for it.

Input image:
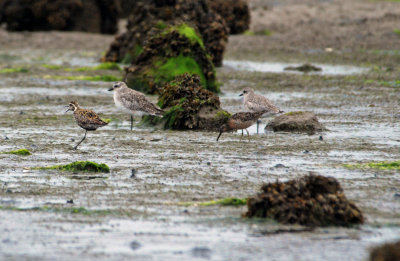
[240,130,244,141]
[74,130,87,150]
[246,129,250,142]
[130,115,134,131]
[216,130,223,141]
[256,120,261,134]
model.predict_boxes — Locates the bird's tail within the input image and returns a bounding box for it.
[154,108,164,117]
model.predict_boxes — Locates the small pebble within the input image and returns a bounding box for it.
[274,163,286,168]
[19,111,25,115]
[66,199,74,204]
[319,136,323,141]
[129,241,141,250]
[6,189,12,193]
[394,193,400,199]
[207,162,211,166]
[130,169,136,178]
[303,150,310,154]
[4,136,9,140]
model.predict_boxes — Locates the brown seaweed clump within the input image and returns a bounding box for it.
[265,111,326,135]
[206,0,250,34]
[0,0,120,34]
[102,0,228,66]
[369,241,400,261]
[143,73,230,130]
[124,23,218,94]
[245,174,364,227]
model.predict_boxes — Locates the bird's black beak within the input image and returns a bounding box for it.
[239,93,243,97]
[108,87,114,91]
[65,106,71,113]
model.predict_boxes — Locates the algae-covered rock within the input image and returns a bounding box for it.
[102,0,228,66]
[206,0,250,34]
[124,23,218,94]
[245,174,364,227]
[0,0,120,34]
[143,74,229,130]
[284,64,322,73]
[370,241,400,261]
[265,111,326,135]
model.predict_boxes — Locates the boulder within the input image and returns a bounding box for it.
[206,0,250,34]
[124,23,218,94]
[0,0,120,34]
[102,0,228,66]
[370,241,400,261]
[142,73,230,130]
[245,174,364,227]
[266,111,326,135]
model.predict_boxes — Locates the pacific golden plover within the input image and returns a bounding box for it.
[66,101,108,150]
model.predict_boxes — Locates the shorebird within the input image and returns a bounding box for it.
[240,87,283,133]
[108,82,164,130]
[217,111,265,142]
[66,101,108,150]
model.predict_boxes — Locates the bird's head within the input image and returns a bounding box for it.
[108,81,126,91]
[239,87,254,97]
[66,101,79,113]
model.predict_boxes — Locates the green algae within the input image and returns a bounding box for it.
[344,161,400,170]
[100,118,112,124]
[43,63,121,72]
[42,64,62,70]
[35,161,110,173]
[1,148,31,156]
[0,205,132,217]
[0,67,28,73]
[174,24,204,49]
[179,197,247,207]
[153,54,207,88]
[364,79,400,88]
[394,29,400,36]
[43,75,120,82]
[285,111,305,116]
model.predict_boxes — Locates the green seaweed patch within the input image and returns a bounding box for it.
[162,23,205,49]
[179,197,247,207]
[394,29,400,36]
[0,205,132,217]
[151,55,208,89]
[35,161,110,173]
[244,30,255,36]
[364,80,400,88]
[43,75,120,82]
[42,64,62,70]
[344,161,400,170]
[285,111,305,116]
[1,148,31,156]
[0,67,28,73]
[100,118,112,124]
[65,62,121,72]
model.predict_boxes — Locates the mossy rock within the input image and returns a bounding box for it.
[102,0,228,66]
[124,23,218,94]
[142,73,229,130]
[245,174,364,227]
[265,111,326,135]
[35,161,110,173]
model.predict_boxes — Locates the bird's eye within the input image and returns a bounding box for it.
[243,91,247,93]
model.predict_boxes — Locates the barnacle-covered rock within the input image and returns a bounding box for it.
[206,0,250,34]
[124,23,218,94]
[103,0,228,66]
[266,111,326,135]
[245,174,364,227]
[142,74,229,130]
[0,0,120,34]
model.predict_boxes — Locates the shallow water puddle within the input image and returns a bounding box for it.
[224,60,368,75]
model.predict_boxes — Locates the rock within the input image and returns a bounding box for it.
[191,247,212,259]
[124,23,218,94]
[102,0,228,66]
[142,73,230,130]
[369,240,400,261]
[284,63,322,73]
[265,111,326,135]
[245,174,364,227]
[0,0,120,34]
[129,241,141,250]
[206,0,250,34]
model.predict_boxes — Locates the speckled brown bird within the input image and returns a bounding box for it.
[108,82,164,130]
[217,111,265,141]
[66,101,108,150]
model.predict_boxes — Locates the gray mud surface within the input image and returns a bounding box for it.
[1,0,400,260]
